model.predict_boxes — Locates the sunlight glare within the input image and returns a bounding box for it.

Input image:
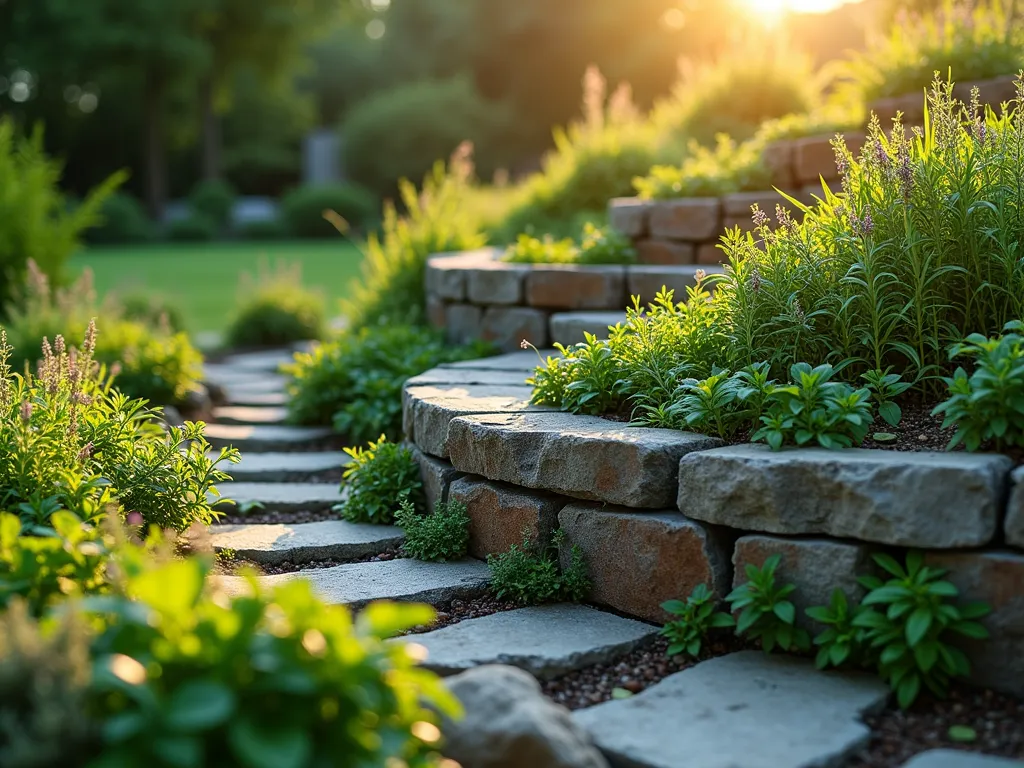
[743,0,854,16]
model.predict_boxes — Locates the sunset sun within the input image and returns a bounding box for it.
[743,0,855,15]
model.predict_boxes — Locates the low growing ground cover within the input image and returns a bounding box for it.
[530,79,1024,455]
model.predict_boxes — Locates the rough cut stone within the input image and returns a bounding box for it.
[548,311,626,345]
[397,605,657,679]
[762,141,795,188]
[448,412,723,508]
[466,263,528,305]
[410,445,462,512]
[626,265,722,305]
[648,198,721,240]
[608,197,650,237]
[696,242,726,265]
[634,239,695,266]
[574,651,889,768]
[722,190,791,218]
[481,306,549,351]
[449,476,565,558]
[525,266,626,310]
[1007,466,1024,549]
[733,535,870,629]
[793,133,865,185]
[924,550,1024,698]
[559,504,730,622]
[215,482,342,514]
[678,445,1013,548]
[205,424,334,452]
[444,303,484,346]
[900,750,1024,768]
[218,451,348,483]
[406,367,533,388]
[441,665,609,768]
[211,405,287,426]
[218,558,491,608]
[210,520,403,564]
[426,294,446,329]
[441,350,558,372]
[425,250,495,300]
[403,384,538,458]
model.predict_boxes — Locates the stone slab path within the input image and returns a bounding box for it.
[216,482,343,513]
[224,391,288,407]
[392,604,656,679]
[210,520,402,564]
[215,451,349,482]
[212,405,288,425]
[574,651,889,768]
[206,424,334,452]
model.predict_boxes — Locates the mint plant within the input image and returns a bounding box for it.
[727,554,810,653]
[394,497,470,562]
[660,584,735,657]
[853,552,990,709]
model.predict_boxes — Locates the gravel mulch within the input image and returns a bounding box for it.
[848,685,1024,767]
[216,547,404,575]
[403,594,522,635]
[213,508,340,526]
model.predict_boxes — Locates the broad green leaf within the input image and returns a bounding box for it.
[772,601,796,625]
[164,679,236,732]
[905,608,933,646]
[228,719,311,768]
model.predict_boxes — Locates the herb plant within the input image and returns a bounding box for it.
[853,552,990,709]
[727,555,810,653]
[395,497,470,562]
[932,320,1024,451]
[862,368,912,427]
[502,233,578,264]
[337,436,423,524]
[806,588,868,671]
[660,584,735,657]
[488,529,589,606]
[577,223,637,265]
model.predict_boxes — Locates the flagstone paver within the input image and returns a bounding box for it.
[212,405,288,425]
[205,424,333,452]
[215,482,342,513]
[210,520,402,564]
[218,451,348,482]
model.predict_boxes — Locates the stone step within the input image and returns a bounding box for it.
[216,557,491,609]
[440,349,559,372]
[392,604,657,679]
[205,424,333,452]
[204,365,288,390]
[218,451,349,482]
[210,520,402,564]
[549,311,627,345]
[219,349,296,372]
[216,482,343,514]
[574,651,888,768]
[901,751,1024,767]
[220,377,290,397]
[212,405,288,426]
[225,390,288,407]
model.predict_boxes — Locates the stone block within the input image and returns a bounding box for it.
[448,411,724,508]
[449,476,565,559]
[445,303,483,345]
[870,91,924,127]
[608,197,650,237]
[762,141,795,188]
[426,294,446,329]
[549,311,626,345]
[559,504,731,623]
[524,266,626,310]
[426,255,470,301]
[626,265,723,305]
[634,239,695,265]
[1006,466,1023,549]
[210,520,404,565]
[481,306,549,351]
[793,133,865,185]
[733,535,870,629]
[924,550,1024,698]
[722,190,790,219]
[404,383,537,458]
[466,263,527,305]
[649,198,721,240]
[410,445,462,512]
[696,242,726,265]
[678,445,1014,548]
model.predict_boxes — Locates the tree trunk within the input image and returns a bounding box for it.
[143,72,167,220]
[199,73,222,180]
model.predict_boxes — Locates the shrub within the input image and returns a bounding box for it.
[502,224,635,265]
[337,436,423,525]
[487,529,589,606]
[225,261,326,348]
[119,293,185,334]
[286,324,490,442]
[85,192,153,245]
[932,320,1024,451]
[577,223,636,265]
[395,497,470,562]
[838,0,1024,104]
[187,178,237,228]
[0,325,238,532]
[633,135,771,200]
[726,554,810,654]
[341,145,487,330]
[280,183,377,238]
[0,119,121,310]
[660,584,735,658]
[166,212,217,242]
[502,234,578,264]
[341,75,517,199]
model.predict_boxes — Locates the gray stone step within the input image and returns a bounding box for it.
[901,751,1024,768]
[217,558,491,609]
[219,451,348,482]
[440,350,559,372]
[219,349,296,372]
[210,520,402,564]
[1007,465,1023,548]
[574,651,889,768]
[204,365,288,390]
[225,391,288,407]
[392,604,657,679]
[220,377,290,397]
[549,311,627,345]
[216,482,343,513]
[212,405,288,426]
[205,424,333,452]
[405,368,535,388]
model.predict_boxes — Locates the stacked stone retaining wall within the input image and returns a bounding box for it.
[405,352,1024,698]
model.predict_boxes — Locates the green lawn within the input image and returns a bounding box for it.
[72,239,365,335]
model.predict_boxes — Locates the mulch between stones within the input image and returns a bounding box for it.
[213,508,341,526]
[215,547,405,575]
